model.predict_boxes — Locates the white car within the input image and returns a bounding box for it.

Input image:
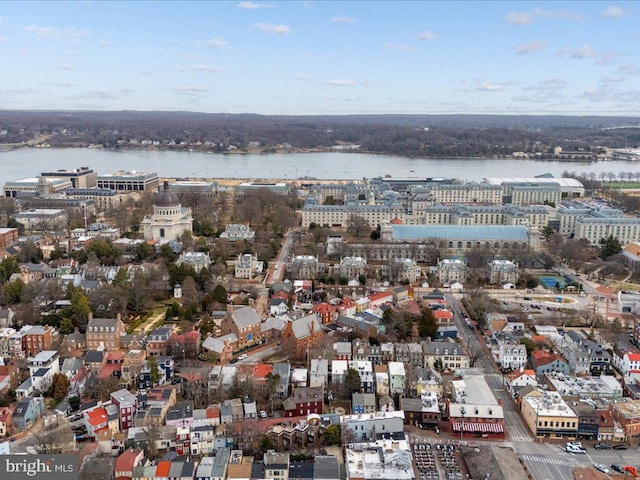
[565,445,586,454]
[594,464,610,474]
[259,410,268,418]
[238,354,248,361]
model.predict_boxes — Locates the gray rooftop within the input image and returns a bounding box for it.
[231,307,262,329]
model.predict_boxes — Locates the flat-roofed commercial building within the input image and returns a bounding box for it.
[520,389,578,439]
[608,398,640,441]
[40,166,97,189]
[97,171,159,192]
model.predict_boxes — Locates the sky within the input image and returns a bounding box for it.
[0,1,638,115]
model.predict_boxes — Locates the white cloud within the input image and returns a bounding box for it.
[25,25,90,40]
[26,25,58,38]
[99,40,111,46]
[62,27,90,40]
[238,1,271,9]
[506,8,582,25]
[59,63,74,70]
[254,22,290,35]
[176,64,227,73]
[192,38,228,48]
[331,15,355,24]
[514,41,546,55]
[560,45,599,59]
[602,6,627,18]
[0,87,36,95]
[75,89,134,100]
[618,63,640,74]
[416,31,437,41]
[383,43,416,51]
[325,80,355,87]
[476,82,511,92]
[173,85,209,96]
[528,78,568,92]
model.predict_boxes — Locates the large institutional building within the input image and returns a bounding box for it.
[301,176,640,248]
[141,181,193,242]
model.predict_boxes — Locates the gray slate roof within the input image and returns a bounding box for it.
[231,307,261,329]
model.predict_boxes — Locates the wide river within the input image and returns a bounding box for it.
[0,148,637,185]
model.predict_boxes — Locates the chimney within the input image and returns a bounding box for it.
[163,180,169,191]
[88,311,93,322]
[116,312,121,322]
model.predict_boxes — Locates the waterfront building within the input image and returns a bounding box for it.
[40,166,98,189]
[97,170,160,192]
[3,177,72,197]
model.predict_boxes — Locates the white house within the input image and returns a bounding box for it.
[612,351,640,376]
[496,341,527,370]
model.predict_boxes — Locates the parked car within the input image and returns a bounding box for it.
[238,353,248,361]
[259,410,268,418]
[594,464,610,474]
[612,444,628,450]
[611,465,624,474]
[594,442,610,450]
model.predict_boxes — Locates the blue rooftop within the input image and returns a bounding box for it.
[391,225,529,241]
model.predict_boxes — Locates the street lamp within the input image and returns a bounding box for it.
[460,407,466,441]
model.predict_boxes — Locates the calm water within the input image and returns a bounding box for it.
[1,147,637,185]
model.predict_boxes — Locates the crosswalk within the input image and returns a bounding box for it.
[520,455,578,467]
[507,435,533,443]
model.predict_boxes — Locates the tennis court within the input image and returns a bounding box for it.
[538,276,567,289]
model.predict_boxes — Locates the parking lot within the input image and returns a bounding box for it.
[412,442,469,480]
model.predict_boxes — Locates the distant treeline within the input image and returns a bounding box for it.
[0,110,639,157]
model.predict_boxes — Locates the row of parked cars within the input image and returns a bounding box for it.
[565,441,628,454]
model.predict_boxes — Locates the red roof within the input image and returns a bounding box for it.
[271,291,289,300]
[508,369,536,381]
[433,309,453,319]
[114,449,143,474]
[206,406,220,419]
[107,351,124,362]
[530,350,549,360]
[254,364,273,379]
[390,217,403,224]
[0,405,15,423]
[170,330,200,345]
[369,291,393,302]
[627,353,640,362]
[155,461,171,477]
[97,363,121,379]
[71,367,91,383]
[312,303,337,314]
[86,407,108,427]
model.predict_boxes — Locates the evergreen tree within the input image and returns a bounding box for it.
[600,235,622,259]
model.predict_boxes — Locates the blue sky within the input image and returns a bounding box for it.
[0,1,638,115]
